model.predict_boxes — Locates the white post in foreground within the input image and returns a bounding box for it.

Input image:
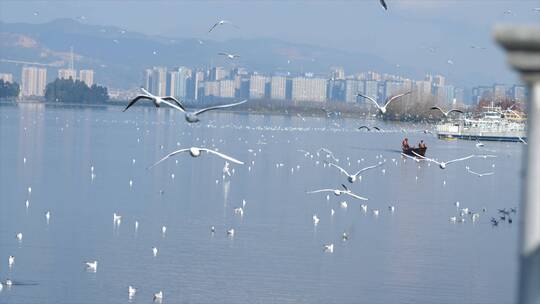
[494,26,540,304]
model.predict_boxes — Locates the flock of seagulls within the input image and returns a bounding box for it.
[4,8,525,302]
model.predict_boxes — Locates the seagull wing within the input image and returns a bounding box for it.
[445,155,475,165]
[162,96,186,111]
[199,148,244,164]
[147,149,190,169]
[379,0,388,10]
[384,91,412,108]
[353,161,384,176]
[327,162,350,176]
[307,189,335,194]
[357,93,381,110]
[123,95,152,112]
[447,109,464,115]
[218,52,229,56]
[345,192,369,201]
[430,106,445,115]
[208,22,220,33]
[358,126,370,131]
[194,100,247,116]
[372,126,381,131]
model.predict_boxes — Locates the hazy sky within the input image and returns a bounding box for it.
[1,0,539,86]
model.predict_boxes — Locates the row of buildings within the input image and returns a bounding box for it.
[0,67,95,97]
[141,66,526,106]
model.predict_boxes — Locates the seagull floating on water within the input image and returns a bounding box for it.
[123,88,183,112]
[153,290,163,302]
[148,147,244,169]
[357,91,411,114]
[8,256,15,267]
[307,184,368,201]
[85,261,98,272]
[128,286,137,298]
[323,243,334,253]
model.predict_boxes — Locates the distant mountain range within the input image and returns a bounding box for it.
[0,18,423,89]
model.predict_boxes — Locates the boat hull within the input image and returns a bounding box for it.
[437,133,526,142]
[402,147,427,157]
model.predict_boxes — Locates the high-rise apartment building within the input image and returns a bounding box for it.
[79,70,94,87]
[249,75,266,99]
[144,67,167,96]
[219,80,235,98]
[270,76,286,100]
[345,79,362,103]
[21,66,47,96]
[291,77,327,102]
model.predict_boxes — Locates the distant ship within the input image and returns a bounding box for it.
[436,106,527,142]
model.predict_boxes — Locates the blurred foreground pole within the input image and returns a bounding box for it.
[495,26,540,304]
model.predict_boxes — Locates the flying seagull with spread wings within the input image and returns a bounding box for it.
[208,20,237,33]
[123,88,183,112]
[430,106,464,118]
[357,91,411,114]
[148,147,244,169]
[307,184,368,201]
[218,52,240,59]
[327,161,385,183]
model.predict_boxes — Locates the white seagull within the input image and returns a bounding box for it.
[123,88,183,112]
[85,260,98,272]
[148,147,244,169]
[172,99,247,123]
[357,91,411,114]
[153,290,163,302]
[218,52,240,59]
[208,20,236,33]
[412,151,475,169]
[323,243,334,253]
[8,256,15,267]
[128,286,137,298]
[152,247,158,257]
[326,161,385,183]
[307,184,368,201]
[430,106,464,118]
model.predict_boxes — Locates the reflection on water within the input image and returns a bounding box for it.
[0,103,521,304]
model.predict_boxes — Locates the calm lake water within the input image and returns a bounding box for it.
[0,103,522,304]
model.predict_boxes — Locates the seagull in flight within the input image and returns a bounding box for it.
[85,261,98,272]
[326,161,385,183]
[357,91,411,114]
[430,106,464,118]
[208,20,236,33]
[379,0,388,10]
[173,99,247,123]
[412,151,475,169]
[307,184,368,201]
[358,126,381,131]
[148,147,244,169]
[123,88,183,112]
[465,166,494,177]
[218,52,240,59]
